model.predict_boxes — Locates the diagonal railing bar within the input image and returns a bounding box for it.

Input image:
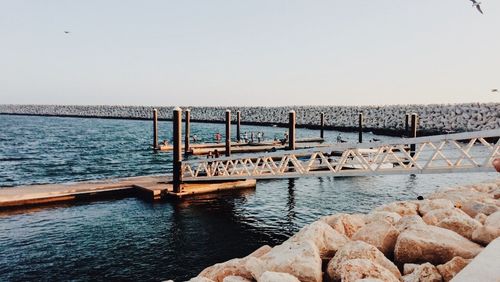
[180,130,500,181]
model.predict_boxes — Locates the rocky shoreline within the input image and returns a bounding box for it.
[1,103,498,136]
[182,179,500,282]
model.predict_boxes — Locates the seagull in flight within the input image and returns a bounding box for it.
[469,0,484,14]
[492,89,499,93]
[64,31,70,34]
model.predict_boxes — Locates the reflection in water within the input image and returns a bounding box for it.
[286,178,296,232]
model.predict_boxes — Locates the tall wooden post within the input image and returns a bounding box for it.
[288,110,296,150]
[405,113,410,137]
[358,113,363,143]
[152,108,158,150]
[225,110,231,157]
[320,112,325,139]
[184,109,190,155]
[173,107,182,193]
[410,113,418,157]
[236,111,241,142]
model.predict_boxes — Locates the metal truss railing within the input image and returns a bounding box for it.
[180,130,500,181]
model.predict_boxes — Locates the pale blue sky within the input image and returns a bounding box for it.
[0,1,499,106]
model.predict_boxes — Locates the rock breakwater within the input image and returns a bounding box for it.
[1,103,498,135]
[184,179,500,282]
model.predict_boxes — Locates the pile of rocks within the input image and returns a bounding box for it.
[1,103,498,133]
[184,180,500,282]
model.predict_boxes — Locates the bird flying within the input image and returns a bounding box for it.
[492,89,499,93]
[469,0,483,14]
[64,31,70,34]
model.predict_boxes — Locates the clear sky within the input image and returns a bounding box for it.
[0,1,499,106]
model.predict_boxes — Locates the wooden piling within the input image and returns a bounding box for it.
[289,110,296,150]
[320,112,325,139]
[184,109,190,155]
[405,113,410,137]
[358,112,363,143]
[410,113,418,157]
[236,111,241,142]
[225,110,231,157]
[153,109,158,150]
[173,107,182,193]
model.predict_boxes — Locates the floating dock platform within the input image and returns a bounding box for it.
[0,176,256,210]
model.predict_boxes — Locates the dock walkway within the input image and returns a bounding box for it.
[0,175,256,210]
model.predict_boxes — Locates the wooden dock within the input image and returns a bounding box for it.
[0,176,256,210]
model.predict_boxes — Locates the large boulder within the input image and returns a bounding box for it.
[402,262,442,282]
[188,277,216,282]
[417,199,454,216]
[320,213,365,238]
[364,211,401,225]
[374,201,418,216]
[351,221,399,257]
[258,271,300,282]
[222,276,251,282]
[335,259,400,282]
[422,208,482,240]
[287,220,349,259]
[326,241,401,281]
[471,210,500,245]
[394,215,426,233]
[436,256,471,282]
[198,245,272,282]
[394,224,483,265]
[245,240,322,282]
[429,188,492,207]
[460,199,499,217]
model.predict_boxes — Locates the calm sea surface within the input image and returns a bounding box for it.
[0,115,496,281]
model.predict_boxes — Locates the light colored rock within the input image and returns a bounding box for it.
[394,224,483,265]
[422,208,481,240]
[429,189,493,208]
[245,240,322,282]
[188,277,215,282]
[287,220,349,258]
[326,241,401,281]
[402,262,442,282]
[436,256,471,282]
[198,245,271,282]
[258,271,300,282]
[364,211,402,225]
[474,213,487,224]
[351,221,399,257]
[418,199,455,216]
[222,276,251,282]
[460,199,499,217]
[395,215,426,233]
[471,210,500,245]
[320,213,365,238]
[374,201,418,216]
[354,279,384,282]
[336,259,400,282]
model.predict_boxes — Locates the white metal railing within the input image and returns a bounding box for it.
[180,130,500,181]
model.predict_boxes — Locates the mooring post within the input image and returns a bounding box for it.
[410,113,418,157]
[236,110,241,143]
[358,112,363,143]
[184,109,190,156]
[152,108,158,150]
[225,110,231,157]
[405,113,410,137]
[288,110,296,150]
[320,112,325,139]
[173,107,182,193]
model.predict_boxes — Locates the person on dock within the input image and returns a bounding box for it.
[213,149,220,158]
[243,132,248,143]
[215,132,222,143]
[207,151,213,159]
[257,132,262,143]
[336,133,342,143]
[192,134,198,143]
